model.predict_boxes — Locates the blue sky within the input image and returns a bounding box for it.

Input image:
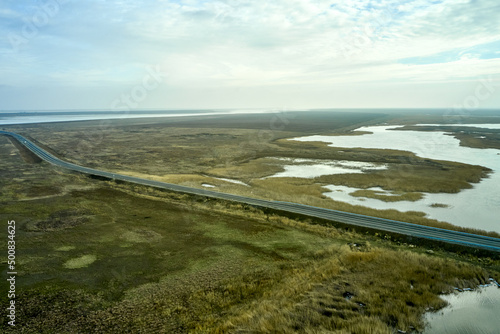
[0,0,499,110]
[399,40,500,65]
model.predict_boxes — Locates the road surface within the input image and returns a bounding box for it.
[2,130,499,253]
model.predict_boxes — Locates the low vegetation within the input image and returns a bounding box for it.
[430,203,450,208]
[395,125,500,150]
[349,189,424,202]
[1,164,498,333]
[1,112,500,332]
[315,161,489,194]
[12,114,492,236]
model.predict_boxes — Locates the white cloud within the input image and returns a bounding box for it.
[0,0,499,109]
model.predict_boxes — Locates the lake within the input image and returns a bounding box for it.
[424,284,500,333]
[292,125,500,233]
[0,109,275,126]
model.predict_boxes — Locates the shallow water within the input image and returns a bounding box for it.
[267,158,386,178]
[293,125,500,233]
[424,285,500,333]
[0,109,277,125]
[416,123,500,130]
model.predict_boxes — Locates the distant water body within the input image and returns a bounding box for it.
[0,109,279,126]
[2,109,499,126]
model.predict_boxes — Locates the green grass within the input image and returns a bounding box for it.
[0,184,337,332]
[316,161,489,194]
[2,114,500,332]
[209,247,491,334]
[0,152,499,332]
[63,255,97,269]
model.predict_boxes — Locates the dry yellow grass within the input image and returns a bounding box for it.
[3,114,500,333]
[349,189,424,202]
[316,163,488,193]
[208,157,284,180]
[2,153,499,333]
[108,170,500,238]
[188,244,490,333]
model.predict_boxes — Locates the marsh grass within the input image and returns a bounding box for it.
[185,245,491,333]
[349,189,424,202]
[396,125,500,150]
[6,118,491,204]
[107,157,495,237]
[0,162,499,333]
[1,124,497,239]
[2,114,500,332]
[315,162,489,194]
[430,203,450,208]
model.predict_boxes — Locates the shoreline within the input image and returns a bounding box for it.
[0,109,285,126]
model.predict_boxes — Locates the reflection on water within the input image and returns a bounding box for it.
[424,285,500,333]
[0,109,276,125]
[293,125,500,233]
[267,158,387,179]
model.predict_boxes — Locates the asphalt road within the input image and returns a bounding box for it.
[2,130,500,253]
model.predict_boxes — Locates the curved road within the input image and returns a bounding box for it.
[2,130,500,253]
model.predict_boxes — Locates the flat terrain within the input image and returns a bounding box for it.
[4,110,497,235]
[1,110,500,333]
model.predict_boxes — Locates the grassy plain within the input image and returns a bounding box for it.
[3,110,496,237]
[1,110,500,332]
[0,133,499,333]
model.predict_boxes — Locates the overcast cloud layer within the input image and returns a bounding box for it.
[1,0,499,110]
